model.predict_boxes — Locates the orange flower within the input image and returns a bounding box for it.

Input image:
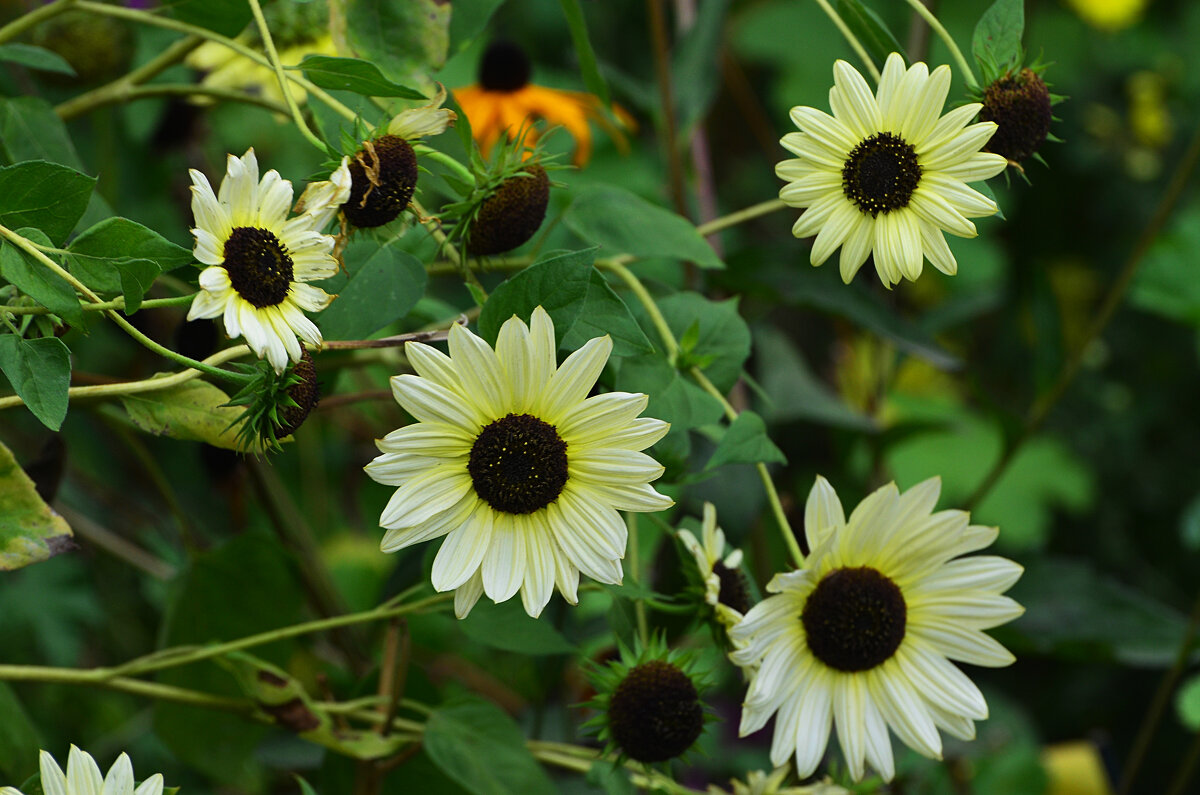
[452,41,633,167]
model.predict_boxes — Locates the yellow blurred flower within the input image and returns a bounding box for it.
[187,34,338,107]
[1042,741,1114,795]
[1063,0,1149,32]
[453,40,632,167]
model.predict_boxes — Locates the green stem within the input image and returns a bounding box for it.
[0,294,195,315]
[900,0,977,88]
[597,258,676,360]
[628,512,649,646]
[412,143,475,186]
[62,82,289,121]
[0,0,75,45]
[694,198,786,238]
[56,34,205,121]
[0,666,255,714]
[811,0,881,83]
[246,0,327,152]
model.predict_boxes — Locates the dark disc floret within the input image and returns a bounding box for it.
[712,560,752,615]
[466,164,550,256]
[479,40,532,92]
[343,134,419,228]
[607,660,704,763]
[980,68,1053,163]
[841,132,922,216]
[468,412,568,514]
[223,227,294,308]
[801,566,907,672]
[276,350,319,439]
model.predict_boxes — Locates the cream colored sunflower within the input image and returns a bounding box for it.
[777,52,1008,287]
[364,307,672,619]
[729,476,1024,782]
[678,502,751,628]
[187,149,350,373]
[0,746,164,795]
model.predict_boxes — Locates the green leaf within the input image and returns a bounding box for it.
[654,293,751,392]
[972,0,1025,77]
[1179,492,1200,551]
[563,186,724,269]
[0,161,95,244]
[837,0,906,67]
[1131,202,1200,326]
[0,43,75,75]
[1,237,83,327]
[754,327,875,431]
[0,438,73,569]
[459,599,577,655]
[120,380,260,452]
[672,0,731,132]
[557,0,610,106]
[448,0,505,52]
[424,698,556,795]
[168,0,253,37]
[0,681,41,782]
[69,217,192,272]
[295,777,322,795]
[705,411,786,470]
[615,352,724,430]
[1177,673,1200,731]
[297,55,426,99]
[316,243,427,340]
[0,97,84,169]
[155,533,305,787]
[0,335,71,432]
[477,249,652,357]
[340,0,450,88]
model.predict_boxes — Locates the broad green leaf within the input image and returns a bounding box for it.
[1131,202,1200,325]
[0,335,71,432]
[424,698,555,795]
[557,0,610,106]
[0,682,41,782]
[459,599,577,655]
[705,410,786,470]
[615,352,724,430]
[563,186,724,269]
[1006,558,1190,668]
[155,533,305,786]
[0,43,75,75]
[0,97,84,169]
[69,217,192,272]
[654,293,751,392]
[1,237,83,327]
[477,249,652,357]
[316,243,427,340]
[837,0,906,67]
[297,55,426,98]
[338,0,450,89]
[0,161,95,244]
[754,327,875,431]
[168,0,252,37]
[1177,673,1200,731]
[972,0,1024,77]
[448,0,505,52]
[0,439,73,569]
[120,380,259,452]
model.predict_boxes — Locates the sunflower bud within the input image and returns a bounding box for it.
[343,135,419,228]
[980,68,1054,164]
[465,164,550,256]
[227,351,321,452]
[275,350,320,439]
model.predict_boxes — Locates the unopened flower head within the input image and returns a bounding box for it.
[364,307,672,618]
[0,746,165,795]
[706,766,850,795]
[187,149,350,373]
[678,502,753,629]
[777,53,1008,287]
[730,476,1024,782]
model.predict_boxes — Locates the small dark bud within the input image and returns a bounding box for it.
[980,68,1053,163]
[466,164,550,256]
[607,660,704,763]
[276,351,319,439]
[343,135,419,228]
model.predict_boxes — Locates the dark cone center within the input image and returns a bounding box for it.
[479,40,532,92]
[344,135,419,229]
[801,566,907,672]
[608,660,704,763]
[223,227,293,308]
[980,68,1053,163]
[276,350,319,439]
[712,560,752,615]
[468,413,568,514]
[466,164,551,256]
[842,132,922,216]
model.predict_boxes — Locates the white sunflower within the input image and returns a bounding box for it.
[187,148,351,373]
[0,746,164,795]
[364,306,673,619]
[729,476,1024,782]
[777,52,1008,287]
[678,502,751,628]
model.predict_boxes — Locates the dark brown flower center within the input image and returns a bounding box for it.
[223,226,293,308]
[842,132,922,216]
[801,566,907,672]
[980,68,1053,163]
[712,560,752,615]
[479,40,531,93]
[608,660,704,763]
[465,164,551,256]
[343,135,419,229]
[468,413,568,514]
